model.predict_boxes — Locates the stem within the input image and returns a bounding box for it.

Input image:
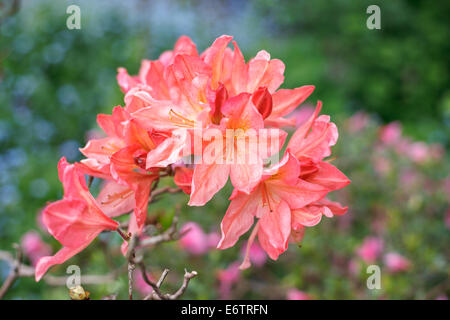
[117,228,131,241]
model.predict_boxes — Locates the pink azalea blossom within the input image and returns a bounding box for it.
[35,158,118,281]
[179,222,220,255]
[379,122,402,145]
[286,289,311,300]
[356,237,384,263]
[21,231,52,266]
[347,111,370,133]
[134,270,154,296]
[240,240,267,267]
[217,262,241,299]
[407,142,429,164]
[384,252,411,273]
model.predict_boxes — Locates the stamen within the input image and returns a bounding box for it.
[239,223,260,270]
[101,189,134,205]
[169,109,195,128]
[101,145,118,153]
[261,183,274,212]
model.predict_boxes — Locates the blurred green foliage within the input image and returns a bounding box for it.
[254,0,450,145]
[0,0,448,299]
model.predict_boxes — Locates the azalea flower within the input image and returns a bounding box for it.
[188,93,287,205]
[33,34,351,282]
[35,158,118,281]
[78,105,186,232]
[122,35,317,206]
[218,151,328,267]
[217,101,349,266]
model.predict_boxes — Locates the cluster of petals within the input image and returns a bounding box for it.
[35,35,350,280]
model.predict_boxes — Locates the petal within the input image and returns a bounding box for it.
[145,129,187,168]
[140,60,170,100]
[287,101,322,149]
[221,93,264,130]
[35,245,88,282]
[302,161,350,191]
[173,35,199,57]
[257,59,285,93]
[230,41,248,95]
[201,35,233,90]
[79,137,125,164]
[270,178,328,209]
[117,67,139,93]
[131,103,185,132]
[317,198,348,216]
[97,181,135,217]
[264,151,299,186]
[230,162,263,194]
[252,87,273,119]
[110,145,149,187]
[133,180,153,231]
[217,191,258,249]
[291,206,323,228]
[288,103,338,163]
[57,158,91,203]
[270,86,315,118]
[257,200,291,260]
[75,160,112,180]
[188,161,230,206]
[174,167,194,195]
[257,128,288,160]
[263,116,297,128]
[43,199,118,248]
[96,106,129,138]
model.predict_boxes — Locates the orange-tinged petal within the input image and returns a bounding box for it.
[269,178,328,210]
[117,67,138,93]
[145,129,187,169]
[291,206,323,228]
[189,141,231,206]
[230,41,247,95]
[174,167,194,194]
[97,181,134,218]
[35,246,89,282]
[270,85,315,118]
[257,200,291,260]
[217,191,259,249]
[202,35,233,90]
[302,161,350,191]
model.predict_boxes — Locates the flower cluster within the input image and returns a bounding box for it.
[35,35,349,281]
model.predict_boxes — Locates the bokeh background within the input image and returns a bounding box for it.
[0,0,449,299]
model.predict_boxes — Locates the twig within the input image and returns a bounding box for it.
[169,269,198,300]
[138,263,166,300]
[137,205,188,249]
[0,250,123,286]
[156,268,170,288]
[125,234,138,300]
[141,266,198,300]
[0,244,22,299]
[149,187,182,203]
